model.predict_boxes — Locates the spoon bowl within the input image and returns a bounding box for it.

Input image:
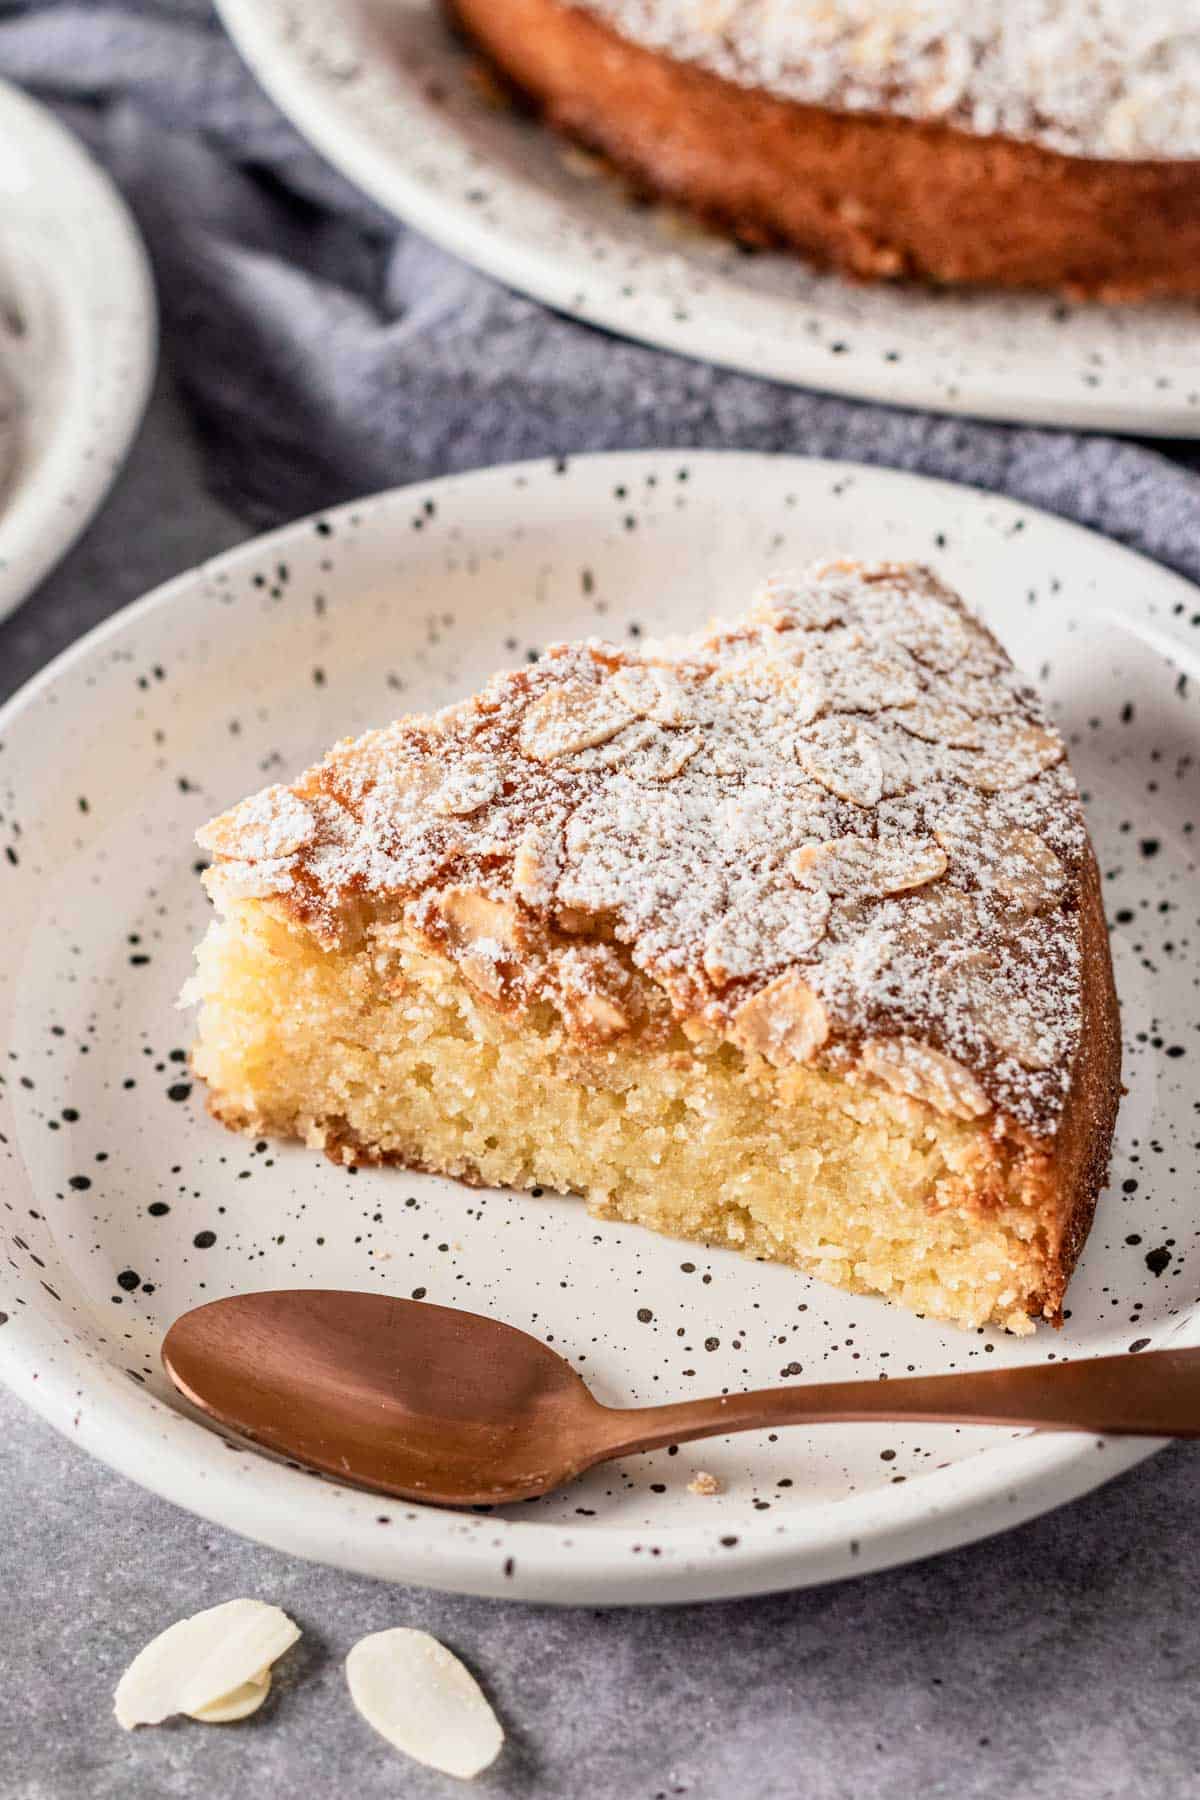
[164,1290,618,1504]
[163,1290,1200,1508]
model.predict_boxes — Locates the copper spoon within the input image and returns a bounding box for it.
[162,1290,1199,1507]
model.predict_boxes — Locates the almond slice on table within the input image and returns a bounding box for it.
[187,1671,273,1724]
[113,1599,300,1730]
[345,1628,504,1780]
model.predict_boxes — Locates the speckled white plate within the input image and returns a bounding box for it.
[0,79,156,623]
[1,452,1197,1604]
[214,0,1200,434]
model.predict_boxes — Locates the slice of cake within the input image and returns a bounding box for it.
[186,561,1120,1333]
[446,0,1200,299]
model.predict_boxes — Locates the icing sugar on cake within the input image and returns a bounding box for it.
[560,0,1200,160]
[200,560,1090,1138]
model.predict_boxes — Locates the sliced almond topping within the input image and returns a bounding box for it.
[859,1037,991,1120]
[630,731,702,782]
[435,887,522,952]
[703,889,830,988]
[457,950,507,999]
[518,678,632,762]
[990,828,1068,912]
[930,956,1058,1072]
[715,647,826,722]
[894,700,984,749]
[796,717,883,807]
[971,986,1057,1071]
[512,818,563,908]
[198,786,316,861]
[553,943,632,1043]
[960,721,1064,792]
[558,986,628,1042]
[802,643,921,713]
[345,1627,504,1780]
[935,811,1067,914]
[611,664,690,725]
[431,756,500,817]
[114,1600,301,1730]
[886,886,976,952]
[790,835,947,898]
[731,970,830,1067]
[895,599,997,676]
[749,574,843,632]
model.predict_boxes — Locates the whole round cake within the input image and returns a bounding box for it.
[448,0,1200,298]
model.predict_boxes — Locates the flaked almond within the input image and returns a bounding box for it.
[430,756,500,817]
[801,641,921,713]
[436,887,522,952]
[198,786,316,862]
[959,720,1064,792]
[702,889,830,988]
[187,1672,272,1724]
[790,835,947,899]
[934,812,1066,913]
[896,600,997,676]
[518,677,632,761]
[345,1628,504,1780]
[893,700,984,749]
[611,664,690,725]
[630,731,702,782]
[512,818,563,908]
[552,942,633,1043]
[859,1037,991,1120]
[715,646,826,722]
[796,717,883,807]
[114,1600,300,1731]
[731,970,829,1067]
[749,574,844,632]
[971,985,1057,1071]
[885,886,976,952]
[930,957,1058,1072]
[991,828,1067,912]
[563,987,628,1040]
[457,949,507,999]
[561,719,658,772]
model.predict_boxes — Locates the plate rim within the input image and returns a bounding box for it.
[2,447,1193,1605]
[0,76,157,623]
[215,0,1200,436]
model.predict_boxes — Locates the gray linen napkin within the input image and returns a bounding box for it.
[1,0,1199,581]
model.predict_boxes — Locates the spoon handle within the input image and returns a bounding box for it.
[589,1345,1200,1459]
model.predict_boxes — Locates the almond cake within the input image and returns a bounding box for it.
[185,561,1121,1334]
[445,0,1200,299]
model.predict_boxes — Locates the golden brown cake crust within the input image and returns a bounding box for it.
[1035,841,1122,1321]
[446,0,1200,299]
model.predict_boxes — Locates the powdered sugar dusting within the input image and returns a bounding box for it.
[569,0,1200,161]
[199,561,1093,1134]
